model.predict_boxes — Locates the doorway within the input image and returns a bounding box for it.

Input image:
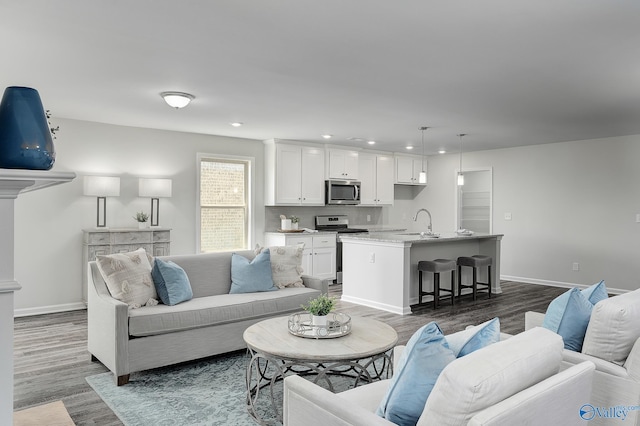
[455,168,493,233]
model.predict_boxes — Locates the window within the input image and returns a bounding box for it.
[198,155,252,252]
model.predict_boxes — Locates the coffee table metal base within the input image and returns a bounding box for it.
[245,348,393,425]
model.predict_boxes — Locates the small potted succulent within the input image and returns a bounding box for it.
[290,215,300,230]
[301,294,336,327]
[134,211,149,229]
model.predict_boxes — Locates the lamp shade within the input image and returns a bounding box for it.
[139,178,172,198]
[0,86,56,170]
[83,176,121,197]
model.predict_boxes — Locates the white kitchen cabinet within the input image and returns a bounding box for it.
[359,153,394,205]
[264,233,336,280]
[327,149,359,180]
[264,140,325,205]
[395,155,427,185]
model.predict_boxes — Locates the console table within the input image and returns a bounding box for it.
[82,228,171,302]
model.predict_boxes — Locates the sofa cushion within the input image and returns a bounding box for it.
[158,250,256,298]
[582,289,640,365]
[151,258,193,306]
[542,287,593,351]
[256,244,305,289]
[376,322,456,425]
[419,327,563,426]
[446,317,500,357]
[230,250,277,294]
[96,248,157,308]
[128,286,321,337]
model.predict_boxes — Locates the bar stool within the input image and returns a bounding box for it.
[457,255,493,301]
[417,259,456,309]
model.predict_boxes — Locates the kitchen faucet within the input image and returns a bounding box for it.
[413,208,433,234]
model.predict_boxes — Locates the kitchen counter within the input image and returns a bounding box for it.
[340,232,503,315]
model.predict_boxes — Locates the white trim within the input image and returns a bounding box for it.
[14,302,86,318]
[501,275,628,295]
[340,295,412,315]
[0,281,21,293]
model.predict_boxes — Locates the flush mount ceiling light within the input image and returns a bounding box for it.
[418,126,428,184]
[160,91,195,109]
[230,122,243,127]
[457,133,466,186]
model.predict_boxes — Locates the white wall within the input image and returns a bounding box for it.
[13,118,265,313]
[393,134,640,293]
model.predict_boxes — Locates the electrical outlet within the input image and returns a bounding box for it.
[504,212,512,221]
[572,262,580,271]
[367,214,371,222]
[369,252,375,263]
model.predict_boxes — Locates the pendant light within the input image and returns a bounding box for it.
[418,126,428,184]
[457,133,466,186]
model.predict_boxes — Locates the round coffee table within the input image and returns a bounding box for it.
[243,315,398,424]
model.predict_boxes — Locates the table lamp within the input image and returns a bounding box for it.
[83,176,120,228]
[139,178,172,227]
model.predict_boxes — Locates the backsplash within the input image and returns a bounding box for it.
[265,206,383,231]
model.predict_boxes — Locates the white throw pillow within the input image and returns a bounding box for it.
[255,244,305,288]
[418,327,563,426]
[582,289,640,365]
[96,248,157,308]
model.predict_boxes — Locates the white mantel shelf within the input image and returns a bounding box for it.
[0,168,76,426]
[0,169,76,198]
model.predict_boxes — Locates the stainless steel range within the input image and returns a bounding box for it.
[315,215,368,284]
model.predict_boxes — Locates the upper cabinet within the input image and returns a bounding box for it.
[359,153,394,205]
[327,149,359,180]
[264,140,325,206]
[395,154,427,185]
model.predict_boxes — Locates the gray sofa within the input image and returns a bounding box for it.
[87,250,328,385]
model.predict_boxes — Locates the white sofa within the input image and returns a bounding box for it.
[88,250,328,385]
[283,327,595,426]
[526,289,640,426]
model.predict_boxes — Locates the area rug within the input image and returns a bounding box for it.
[14,400,75,426]
[86,352,259,426]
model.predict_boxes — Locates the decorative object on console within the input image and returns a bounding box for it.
[160,91,195,109]
[83,175,120,228]
[134,211,149,229]
[0,86,56,170]
[139,178,172,226]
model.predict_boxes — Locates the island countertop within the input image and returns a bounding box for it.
[340,232,504,245]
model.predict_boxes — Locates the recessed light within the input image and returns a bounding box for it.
[438,150,446,154]
[406,146,414,150]
[367,140,376,145]
[321,134,332,139]
[230,122,243,127]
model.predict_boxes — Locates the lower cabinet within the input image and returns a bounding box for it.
[82,228,171,302]
[264,233,336,281]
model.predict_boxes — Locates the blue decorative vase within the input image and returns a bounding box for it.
[0,86,56,170]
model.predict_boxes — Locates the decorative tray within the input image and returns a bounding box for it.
[288,312,352,339]
[278,229,305,233]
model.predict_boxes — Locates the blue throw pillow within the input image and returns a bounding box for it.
[151,259,193,305]
[542,287,593,351]
[446,317,500,357]
[229,250,277,294]
[582,280,608,305]
[376,322,456,425]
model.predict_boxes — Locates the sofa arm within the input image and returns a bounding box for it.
[87,261,130,382]
[624,337,640,382]
[302,275,329,294]
[283,375,393,426]
[525,311,545,330]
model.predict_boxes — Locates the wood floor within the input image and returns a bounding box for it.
[13,281,565,425]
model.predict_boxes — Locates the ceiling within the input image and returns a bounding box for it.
[2,1,639,155]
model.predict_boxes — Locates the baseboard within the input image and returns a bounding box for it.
[14,302,86,318]
[500,275,627,295]
[340,295,411,315]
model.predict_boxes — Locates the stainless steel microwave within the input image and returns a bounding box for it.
[325,179,361,205]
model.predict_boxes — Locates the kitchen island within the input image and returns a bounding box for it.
[340,232,503,315]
